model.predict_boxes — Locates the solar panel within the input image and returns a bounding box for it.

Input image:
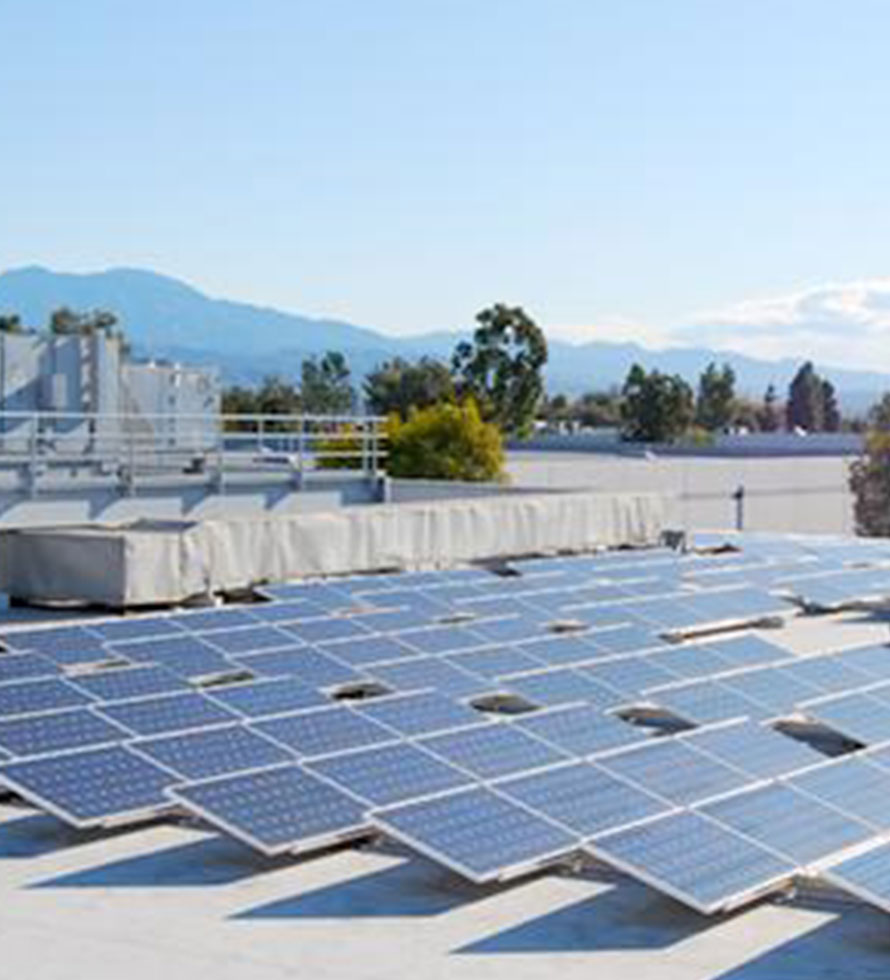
[832,644,890,682]
[821,841,890,915]
[308,741,473,807]
[348,607,433,634]
[496,761,670,838]
[470,615,551,645]
[0,745,175,826]
[132,725,294,780]
[587,810,794,914]
[513,635,600,667]
[354,690,483,737]
[253,704,394,758]
[89,616,183,642]
[419,722,567,779]
[0,653,60,684]
[700,782,874,867]
[398,625,489,656]
[447,645,545,679]
[684,719,823,779]
[503,667,624,709]
[371,785,577,883]
[1,627,112,668]
[234,646,363,688]
[368,656,493,699]
[801,691,890,745]
[207,677,328,718]
[695,634,787,669]
[645,678,772,725]
[788,757,890,830]
[578,655,680,699]
[719,664,823,715]
[647,645,735,680]
[598,739,751,806]
[0,708,128,757]
[782,655,873,695]
[0,678,93,718]
[109,635,233,680]
[170,608,259,632]
[513,703,650,757]
[69,665,190,702]
[200,625,296,655]
[316,635,419,667]
[284,617,370,645]
[170,764,368,855]
[247,599,328,624]
[95,692,238,737]
[585,625,666,657]
[259,582,355,609]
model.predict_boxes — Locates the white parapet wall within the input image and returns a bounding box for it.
[0,489,669,607]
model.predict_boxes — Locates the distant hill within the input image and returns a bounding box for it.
[1,265,888,412]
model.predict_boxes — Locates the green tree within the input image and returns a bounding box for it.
[0,313,23,334]
[451,304,548,437]
[620,364,694,443]
[364,357,454,420]
[757,384,781,432]
[573,390,622,428]
[49,307,118,336]
[386,399,505,481]
[868,393,890,431]
[850,430,890,536]
[301,351,354,415]
[786,362,825,431]
[695,362,736,431]
[822,379,841,432]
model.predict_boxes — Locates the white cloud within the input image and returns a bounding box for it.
[680,278,890,371]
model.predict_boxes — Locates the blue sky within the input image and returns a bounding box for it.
[2,0,890,365]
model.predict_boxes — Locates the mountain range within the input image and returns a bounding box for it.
[1,265,889,412]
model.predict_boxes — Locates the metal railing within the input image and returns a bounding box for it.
[0,410,388,496]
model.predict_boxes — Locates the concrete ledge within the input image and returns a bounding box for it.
[0,490,668,608]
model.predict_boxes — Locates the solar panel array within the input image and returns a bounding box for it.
[4,532,890,915]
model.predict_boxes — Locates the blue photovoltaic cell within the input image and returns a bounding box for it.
[588,810,794,914]
[0,708,128,757]
[171,764,368,855]
[89,616,183,642]
[355,690,483,737]
[822,842,890,914]
[0,745,175,826]
[0,653,60,684]
[514,703,649,757]
[371,785,577,882]
[234,647,362,688]
[1,626,111,667]
[133,725,294,780]
[578,656,679,699]
[782,655,872,695]
[201,625,295,655]
[719,664,823,715]
[789,757,890,830]
[696,634,788,669]
[368,656,493,699]
[349,607,433,634]
[420,722,567,779]
[802,691,890,745]
[586,625,666,656]
[308,741,472,807]
[647,645,735,680]
[316,635,418,667]
[685,719,823,779]
[69,665,190,702]
[645,679,772,724]
[0,678,93,718]
[598,739,751,806]
[398,626,489,656]
[170,607,259,632]
[284,617,370,645]
[109,635,233,679]
[496,761,670,838]
[447,645,546,679]
[253,705,394,758]
[833,645,890,682]
[700,782,874,866]
[470,616,551,644]
[261,582,355,610]
[248,599,329,624]
[208,677,328,718]
[96,692,239,737]
[515,635,601,667]
[503,668,624,709]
